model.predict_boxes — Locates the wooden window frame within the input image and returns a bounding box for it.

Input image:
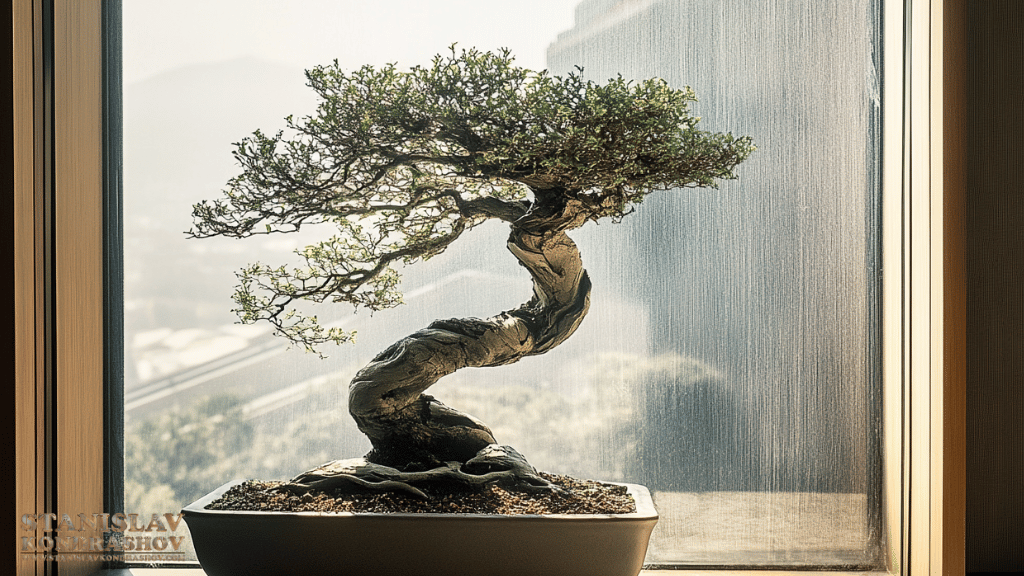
[9,0,965,574]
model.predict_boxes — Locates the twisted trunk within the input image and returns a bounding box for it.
[348,196,592,469]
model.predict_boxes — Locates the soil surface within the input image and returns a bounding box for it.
[206,473,636,515]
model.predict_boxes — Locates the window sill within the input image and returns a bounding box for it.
[94,568,889,576]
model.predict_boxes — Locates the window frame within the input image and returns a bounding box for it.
[10,0,965,574]
[14,1,110,575]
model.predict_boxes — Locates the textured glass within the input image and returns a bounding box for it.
[123,0,881,566]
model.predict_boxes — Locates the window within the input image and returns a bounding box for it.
[11,0,965,574]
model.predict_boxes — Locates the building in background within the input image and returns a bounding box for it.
[547,0,881,494]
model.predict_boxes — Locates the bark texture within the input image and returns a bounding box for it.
[348,196,592,468]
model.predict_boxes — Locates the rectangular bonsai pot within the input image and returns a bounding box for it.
[182,479,658,576]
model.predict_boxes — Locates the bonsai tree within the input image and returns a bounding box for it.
[190,47,753,497]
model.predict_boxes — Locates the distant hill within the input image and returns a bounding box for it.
[124,56,315,232]
[122,57,322,378]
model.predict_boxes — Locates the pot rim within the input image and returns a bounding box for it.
[182,478,659,522]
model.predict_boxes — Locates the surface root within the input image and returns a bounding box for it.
[273,444,561,499]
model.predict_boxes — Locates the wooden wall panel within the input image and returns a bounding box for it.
[54,0,104,574]
[14,1,43,574]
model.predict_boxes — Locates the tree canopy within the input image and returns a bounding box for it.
[189,47,754,351]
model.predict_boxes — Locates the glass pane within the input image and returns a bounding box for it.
[123,0,881,566]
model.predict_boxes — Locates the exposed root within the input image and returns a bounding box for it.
[273,444,562,499]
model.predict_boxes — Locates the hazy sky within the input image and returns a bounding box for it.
[123,0,581,84]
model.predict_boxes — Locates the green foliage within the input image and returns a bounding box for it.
[124,392,355,515]
[189,46,754,351]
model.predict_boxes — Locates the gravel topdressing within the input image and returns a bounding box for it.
[205,473,637,515]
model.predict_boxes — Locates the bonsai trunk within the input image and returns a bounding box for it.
[279,195,593,496]
[349,199,592,468]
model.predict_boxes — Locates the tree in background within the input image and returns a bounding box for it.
[190,47,753,496]
[126,396,254,512]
